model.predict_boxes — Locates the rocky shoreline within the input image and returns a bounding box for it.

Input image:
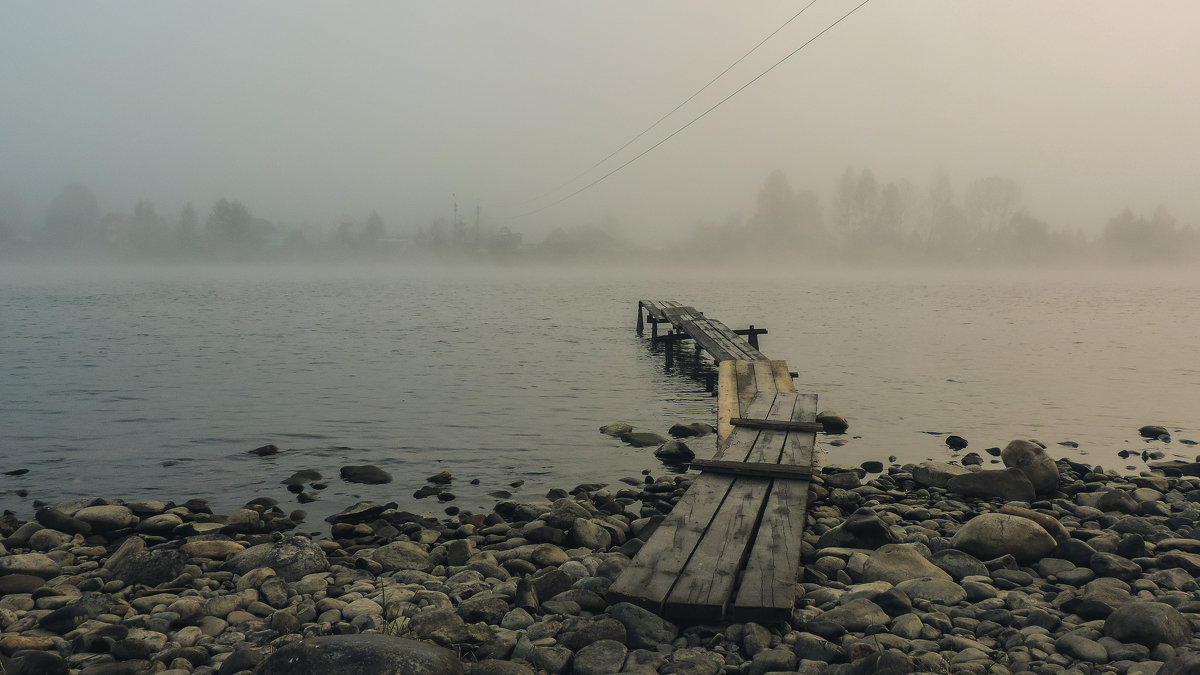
[3,437,1200,674]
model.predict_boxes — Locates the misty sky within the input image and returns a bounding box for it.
[2,2,1197,244]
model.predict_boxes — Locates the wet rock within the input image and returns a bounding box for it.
[817,411,848,434]
[222,535,329,581]
[951,512,1057,563]
[816,507,900,550]
[822,472,862,490]
[1103,601,1191,647]
[573,639,628,675]
[1099,488,1139,513]
[0,551,62,579]
[818,597,890,632]
[946,435,968,450]
[946,468,1036,502]
[249,443,279,456]
[607,601,678,649]
[1001,439,1060,494]
[911,462,970,488]
[929,549,988,581]
[655,440,694,461]
[998,504,1070,542]
[372,541,431,572]
[621,432,669,447]
[895,577,966,605]
[600,422,633,436]
[1139,425,1170,439]
[256,634,464,674]
[859,543,951,584]
[35,506,92,535]
[73,504,135,531]
[669,422,715,438]
[339,464,392,484]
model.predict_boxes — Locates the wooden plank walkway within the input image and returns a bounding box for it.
[609,300,818,623]
[637,300,767,363]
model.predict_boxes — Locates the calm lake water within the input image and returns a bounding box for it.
[1,263,1197,528]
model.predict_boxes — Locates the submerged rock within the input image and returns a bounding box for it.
[339,464,392,484]
[620,432,668,448]
[599,422,633,436]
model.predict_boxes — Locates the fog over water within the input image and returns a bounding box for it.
[2,4,1198,520]
[0,263,1197,525]
[2,2,1198,250]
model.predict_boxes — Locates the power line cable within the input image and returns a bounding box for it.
[515,0,821,207]
[513,0,873,219]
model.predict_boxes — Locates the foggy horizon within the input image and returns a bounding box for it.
[3,2,1199,251]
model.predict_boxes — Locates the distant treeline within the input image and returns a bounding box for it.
[689,168,1198,265]
[1,171,1196,265]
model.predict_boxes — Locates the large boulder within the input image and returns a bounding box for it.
[910,462,970,489]
[817,598,890,632]
[859,544,951,584]
[1103,601,1191,648]
[946,468,1036,502]
[222,536,328,581]
[373,541,431,572]
[606,602,678,650]
[1001,440,1059,495]
[73,505,136,532]
[257,634,463,674]
[951,513,1057,563]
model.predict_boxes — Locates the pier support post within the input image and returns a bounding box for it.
[665,332,674,368]
[651,318,658,340]
[748,325,758,350]
[636,304,644,335]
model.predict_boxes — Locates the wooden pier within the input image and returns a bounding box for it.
[608,300,818,622]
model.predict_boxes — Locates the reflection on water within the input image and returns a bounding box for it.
[0,264,1196,525]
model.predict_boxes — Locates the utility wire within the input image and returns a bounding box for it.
[513,0,873,219]
[515,0,821,208]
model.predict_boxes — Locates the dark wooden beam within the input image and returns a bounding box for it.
[730,417,824,433]
[690,459,813,480]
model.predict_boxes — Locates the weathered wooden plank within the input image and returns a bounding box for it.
[605,472,736,610]
[730,418,823,433]
[672,307,744,362]
[735,361,757,418]
[690,459,814,479]
[730,478,809,621]
[731,392,817,620]
[663,475,771,620]
[663,388,794,617]
[769,360,796,394]
[716,361,738,445]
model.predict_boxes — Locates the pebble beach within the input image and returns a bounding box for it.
[3,430,1200,674]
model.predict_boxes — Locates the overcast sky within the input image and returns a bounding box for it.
[2,1,1197,244]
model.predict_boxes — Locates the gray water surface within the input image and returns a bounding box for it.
[2,264,1196,526]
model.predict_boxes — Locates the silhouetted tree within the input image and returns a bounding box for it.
[748,169,822,247]
[44,183,101,248]
[205,198,256,251]
[964,176,1021,234]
